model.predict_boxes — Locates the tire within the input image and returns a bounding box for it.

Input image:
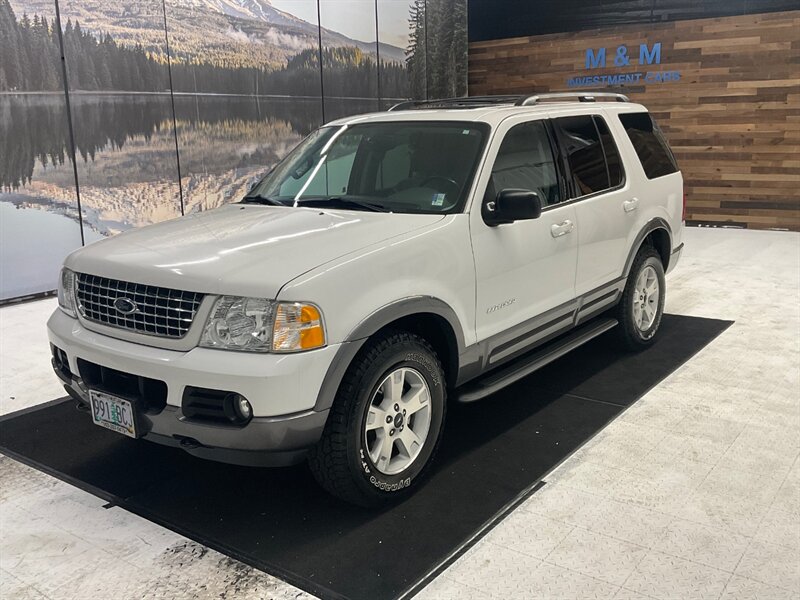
[613,245,666,351]
[308,331,447,507]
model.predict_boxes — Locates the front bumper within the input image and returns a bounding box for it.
[47,309,338,466]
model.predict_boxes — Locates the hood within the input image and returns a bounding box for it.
[66,204,445,298]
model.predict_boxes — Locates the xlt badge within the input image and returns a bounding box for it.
[486,298,516,314]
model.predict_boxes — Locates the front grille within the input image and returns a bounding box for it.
[75,273,204,339]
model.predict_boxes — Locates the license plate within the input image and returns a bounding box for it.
[89,390,137,438]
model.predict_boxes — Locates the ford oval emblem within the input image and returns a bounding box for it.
[113,297,138,315]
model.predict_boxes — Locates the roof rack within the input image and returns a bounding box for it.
[387,95,521,111]
[386,92,630,111]
[515,92,630,105]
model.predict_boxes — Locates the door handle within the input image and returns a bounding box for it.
[550,220,574,238]
[623,197,640,213]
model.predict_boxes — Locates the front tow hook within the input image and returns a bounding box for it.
[175,435,205,450]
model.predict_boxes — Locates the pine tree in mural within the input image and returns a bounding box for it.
[0,0,61,91]
[405,0,467,100]
[406,0,427,100]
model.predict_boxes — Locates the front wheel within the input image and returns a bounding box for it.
[613,246,666,350]
[308,331,446,507]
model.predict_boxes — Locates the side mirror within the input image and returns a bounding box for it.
[484,189,543,226]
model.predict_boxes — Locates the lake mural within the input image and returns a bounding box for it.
[0,0,468,301]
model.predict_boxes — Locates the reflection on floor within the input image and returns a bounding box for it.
[1,227,799,600]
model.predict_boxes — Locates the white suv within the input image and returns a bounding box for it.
[49,92,684,506]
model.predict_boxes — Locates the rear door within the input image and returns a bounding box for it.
[553,114,631,296]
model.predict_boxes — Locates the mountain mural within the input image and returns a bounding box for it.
[0,0,468,301]
[7,0,406,70]
[0,0,408,97]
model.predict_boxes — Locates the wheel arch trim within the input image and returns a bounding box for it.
[623,217,672,277]
[313,296,466,412]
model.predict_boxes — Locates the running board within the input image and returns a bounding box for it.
[456,318,618,403]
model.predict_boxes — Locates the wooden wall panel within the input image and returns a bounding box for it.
[468,11,800,231]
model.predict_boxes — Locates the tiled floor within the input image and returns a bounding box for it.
[1,227,799,600]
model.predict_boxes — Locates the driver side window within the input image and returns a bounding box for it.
[487,120,562,207]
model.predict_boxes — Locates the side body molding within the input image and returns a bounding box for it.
[313,296,467,411]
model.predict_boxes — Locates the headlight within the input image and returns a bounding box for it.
[199,297,326,353]
[200,296,275,352]
[57,268,77,318]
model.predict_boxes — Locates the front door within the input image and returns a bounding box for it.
[471,117,579,366]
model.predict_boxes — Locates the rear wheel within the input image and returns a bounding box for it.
[614,246,665,350]
[308,331,446,507]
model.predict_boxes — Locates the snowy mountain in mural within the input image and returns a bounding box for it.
[8,0,405,68]
[183,0,290,22]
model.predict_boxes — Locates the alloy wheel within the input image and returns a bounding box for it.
[632,264,660,331]
[364,367,432,476]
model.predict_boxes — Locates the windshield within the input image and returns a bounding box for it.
[244,121,489,214]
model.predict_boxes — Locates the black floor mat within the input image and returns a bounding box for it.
[0,314,731,600]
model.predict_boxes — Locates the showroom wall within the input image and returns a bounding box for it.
[468,1,800,232]
[0,0,467,302]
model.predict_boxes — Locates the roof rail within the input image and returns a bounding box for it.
[514,92,630,106]
[387,100,418,111]
[386,92,631,112]
[387,95,522,111]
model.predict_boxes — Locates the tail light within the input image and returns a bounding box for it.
[682,190,687,222]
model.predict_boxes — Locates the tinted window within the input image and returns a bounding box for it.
[487,120,561,206]
[619,112,679,179]
[594,116,624,187]
[557,115,609,196]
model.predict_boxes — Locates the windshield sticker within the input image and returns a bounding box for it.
[432,193,446,206]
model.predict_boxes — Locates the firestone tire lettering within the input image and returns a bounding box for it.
[369,476,412,491]
[404,353,441,386]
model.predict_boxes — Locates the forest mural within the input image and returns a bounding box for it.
[407,0,467,99]
[0,11,408,97]
[0,0,467,301]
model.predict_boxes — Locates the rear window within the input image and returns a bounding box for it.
[619,112,679,179]
[555,115,623,197]
[594,116,624,187]
[556,115,608,196]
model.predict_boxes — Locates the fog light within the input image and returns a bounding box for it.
[236,396,252,419]
[224,393,252,424]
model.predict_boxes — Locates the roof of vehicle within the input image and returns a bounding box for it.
[328,93,649,128]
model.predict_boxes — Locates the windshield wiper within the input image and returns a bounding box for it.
[240,194,286,206]
[242,194,389,212]
[294,196,389,213]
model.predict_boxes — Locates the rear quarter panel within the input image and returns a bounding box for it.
[603,107,684,263]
